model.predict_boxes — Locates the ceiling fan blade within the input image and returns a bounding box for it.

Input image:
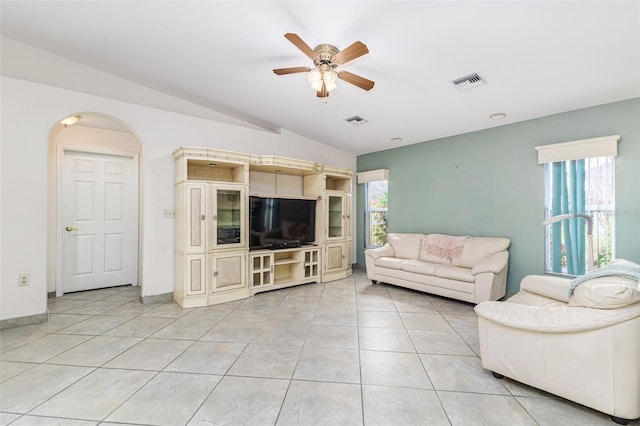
[333,41,369,65]
[273,66,312,75]
[337,71,375,91]
[284,33,316,59]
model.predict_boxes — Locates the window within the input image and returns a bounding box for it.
[357,169,389,248]
[365,180,388,248]
[543,157,615,275]
[537,135,618,276]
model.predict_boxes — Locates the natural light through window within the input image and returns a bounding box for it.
[358,169,390,249]
[544,156,615,275]
[539,138,617,276]
[365,180,388,248]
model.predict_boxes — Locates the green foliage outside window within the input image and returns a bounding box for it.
[367,183,388,247]
[371,211,388,246]
[597,224,613,267]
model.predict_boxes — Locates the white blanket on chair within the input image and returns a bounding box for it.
[568,259,640,296]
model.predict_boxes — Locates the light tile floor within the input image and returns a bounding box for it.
[1,270,638,426]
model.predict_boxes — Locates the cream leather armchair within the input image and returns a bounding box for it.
[475,271,640,424]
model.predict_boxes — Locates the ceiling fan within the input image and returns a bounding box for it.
[273,33,375,100]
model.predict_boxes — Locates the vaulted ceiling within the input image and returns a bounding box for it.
[1,1,638,155]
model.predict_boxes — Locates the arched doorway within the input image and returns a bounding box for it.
[47,113,143,298]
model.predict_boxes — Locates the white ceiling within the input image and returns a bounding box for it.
[1,1,638,155]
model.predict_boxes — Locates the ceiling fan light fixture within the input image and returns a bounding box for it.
[309,69,338,93]
[323,70,338,92]
[307,70,323,91]
[276,34,374,101]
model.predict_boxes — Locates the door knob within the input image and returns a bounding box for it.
[65,226,78,232]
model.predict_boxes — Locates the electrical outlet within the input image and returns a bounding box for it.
[18,274,30,286]
[163,209,176,219]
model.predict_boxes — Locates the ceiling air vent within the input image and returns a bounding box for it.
[345,115,368,126]
[451,73,486,91]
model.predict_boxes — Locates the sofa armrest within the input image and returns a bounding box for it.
[364,243,395,260]
[364,243,395,281]
[474,301,640,333]
[471,251,508,275]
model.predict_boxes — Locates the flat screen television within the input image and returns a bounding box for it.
[249,196,316,249]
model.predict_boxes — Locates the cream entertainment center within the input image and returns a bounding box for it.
[173,147,353,308]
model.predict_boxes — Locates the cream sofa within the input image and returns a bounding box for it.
[364,233,510,304]
[475,267,640,424]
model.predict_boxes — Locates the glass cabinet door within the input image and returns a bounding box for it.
[327,193,344,240]
[209,185,245,248]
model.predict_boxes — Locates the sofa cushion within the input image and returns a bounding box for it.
[508,291,569,308]
[419,253,451,265]
[387,233,423,260]
[520,275,571,303]
[434,265,475,283]
[375,257,404,270]
[418,235,451,265]
[401,259,438,275]
[568,276,640,309]
[451,237,510,269]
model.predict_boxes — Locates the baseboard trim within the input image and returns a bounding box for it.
[0,311,49,330]
[140,292,173,305]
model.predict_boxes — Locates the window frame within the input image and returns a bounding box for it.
[537,135,618,277]
[364,180,388,249]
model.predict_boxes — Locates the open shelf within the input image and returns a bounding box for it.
[326,176,351,192]
[186,159,247,183]
[249,247,321,294]
[273,262,298,285]
[274,258,301,266]
[272,277,300,287]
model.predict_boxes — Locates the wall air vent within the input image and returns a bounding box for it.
[345,115,368,126]
[451,73,486,91]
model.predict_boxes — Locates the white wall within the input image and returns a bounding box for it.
[0,76,356,321]
[1,37,265,131]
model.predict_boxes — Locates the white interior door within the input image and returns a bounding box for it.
[63,151,138,293]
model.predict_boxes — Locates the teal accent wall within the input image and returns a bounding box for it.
[356,98,640,295]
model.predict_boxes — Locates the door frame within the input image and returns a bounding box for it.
[55,144,141,296]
